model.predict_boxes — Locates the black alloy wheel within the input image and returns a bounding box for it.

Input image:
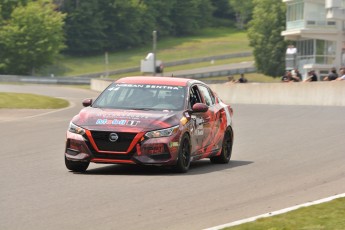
[210,129,233,164]
[174,134,191,173]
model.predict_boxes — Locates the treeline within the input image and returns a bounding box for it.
[0,0,256,75]
[0,0,252,75]
[61,0,215,55]
[57,0,254,55]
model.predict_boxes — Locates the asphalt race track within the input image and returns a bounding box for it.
[1,84,345,230]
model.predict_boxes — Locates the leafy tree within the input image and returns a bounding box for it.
[0,0,66,75]
[210,0,233,19]
[196,0,215,29]
[140,0,176,37]
[100,0,151,51]
[0,0,29,19]
[170,0,214,36]
[57,0,218,55]
[60,0,153,55]
[61,0,106,55]
[0,7,4,71]
[247,0,286,77]
[229,0,254,29]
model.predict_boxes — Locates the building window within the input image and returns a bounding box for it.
[296,39,336,65]
[296,40,313,56]
[305,2,325,22]
[287,0,304,22]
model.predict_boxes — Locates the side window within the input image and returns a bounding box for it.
[198,85,214,106]
[189,85,202,108]
[208,88,216,104]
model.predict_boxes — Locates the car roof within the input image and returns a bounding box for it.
[115,76,202,87]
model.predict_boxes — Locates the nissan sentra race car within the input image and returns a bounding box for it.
[65,76,234,173]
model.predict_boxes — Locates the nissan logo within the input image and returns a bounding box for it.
[109,133,119,142]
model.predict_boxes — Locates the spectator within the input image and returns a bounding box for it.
[227,75,236,84]
[336,67,345,81]
[290,70,301,82]
[236,74,248,83]
[323,67,338,81]
[294,68,302,80]
[303,70,318,82]
[281,71,292,82]
[286,45,297,54]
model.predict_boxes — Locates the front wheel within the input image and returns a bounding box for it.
[174,134,191,173]
[65,156,90,172]
[210,129,233,164]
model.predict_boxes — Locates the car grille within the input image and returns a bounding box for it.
[90,131,137,152]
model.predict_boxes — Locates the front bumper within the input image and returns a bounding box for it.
[65,130,180,166]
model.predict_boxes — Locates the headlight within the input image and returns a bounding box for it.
[145,125,179,138]
[68,122,85,135]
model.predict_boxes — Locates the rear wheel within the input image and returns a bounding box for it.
[174,134,191,173]
[210,129,233,164]
[65,156,90,172]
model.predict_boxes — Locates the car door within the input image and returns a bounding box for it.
[188,85,204,156]
[197,84,216,153]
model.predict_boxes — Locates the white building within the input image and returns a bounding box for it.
[282,0,345,80]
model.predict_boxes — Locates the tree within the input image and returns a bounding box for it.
[170,0,214,36]
[0,0,29,19]
[0,0,66,75]
[229,0,254,29]
[210,0,234,19]
[141,0,176,37]
[247,0,286,77]
[100,0,151,51]
[61,0,106,55]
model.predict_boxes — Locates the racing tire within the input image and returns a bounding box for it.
[210,129,233,164]
[65,156,90,172]
[174,134,191,173]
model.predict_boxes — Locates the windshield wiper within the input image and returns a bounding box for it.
[133,108,152,111]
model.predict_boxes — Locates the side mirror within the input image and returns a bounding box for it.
[82,98,92,107]
[192,103,208,113]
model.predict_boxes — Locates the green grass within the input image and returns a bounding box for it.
[0,92,69,109]
[224,197,345,230]
[42,27,250,77]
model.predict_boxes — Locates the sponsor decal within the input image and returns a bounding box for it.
[96,119,140,126]
[169,142,179,148]
[190,115,204,136]
[96,112,149,120]
[111,84,181,90]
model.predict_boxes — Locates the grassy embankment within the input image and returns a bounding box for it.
[44,27,279,83]
[0,92,69,109]
[224,197,345,230]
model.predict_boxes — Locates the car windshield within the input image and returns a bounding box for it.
[93,82,186,111]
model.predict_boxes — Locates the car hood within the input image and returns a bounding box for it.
[71,107,183,132]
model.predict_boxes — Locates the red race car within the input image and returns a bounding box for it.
[65,76,234,173]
